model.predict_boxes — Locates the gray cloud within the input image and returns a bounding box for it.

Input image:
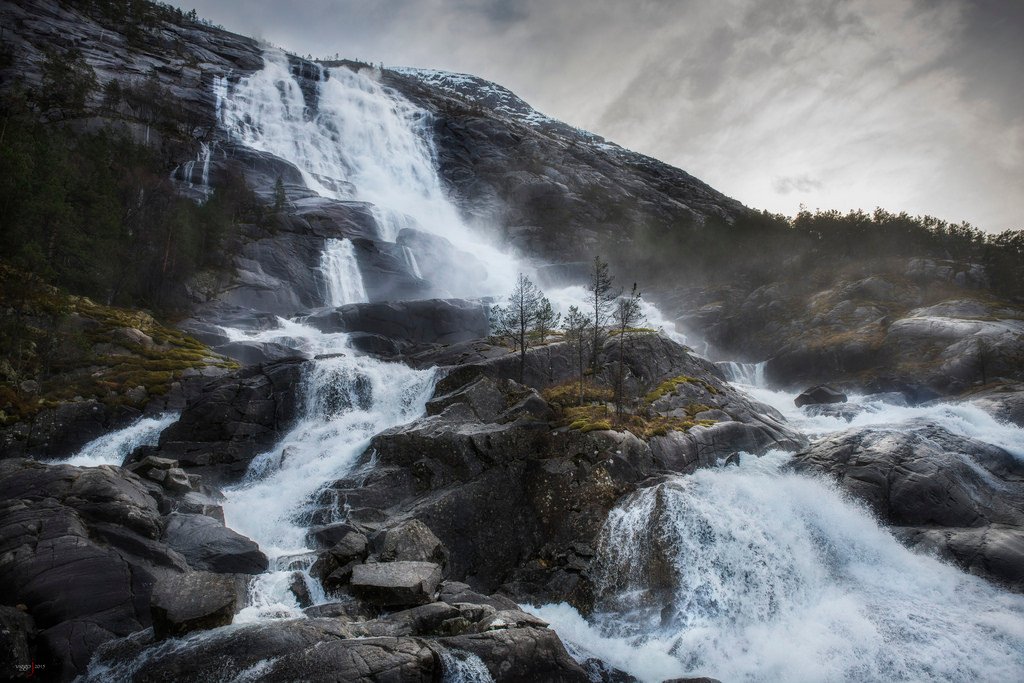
[179,0,1024,232]
[773,175,824,195]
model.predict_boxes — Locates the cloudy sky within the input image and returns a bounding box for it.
[180,0,1023,232]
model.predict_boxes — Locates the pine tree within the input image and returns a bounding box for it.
[562,305,591,405]
[494,273,542,382]
[534,297,560,344]
[612,283,645,418]
[586,255,620,370]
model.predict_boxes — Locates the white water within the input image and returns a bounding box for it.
[56,413,180,467]
[719,360,767,387]
[440,650,495,682]
[544,284,690,346]
[531,451,1024,683]
[222,345,435,620]
[321,237,368,305]
[215,51,517,296]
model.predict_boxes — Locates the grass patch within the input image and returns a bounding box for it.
[644,375,719,403]
[541,379,614,408]
[556,404,715,439]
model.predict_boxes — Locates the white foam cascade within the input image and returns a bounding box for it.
[321,237,368,306]
[718,360,767,388]
[440,650,495,682]
[222,346,435,620]
[56,413,180,467]
[530,451,1024,683]
[215,51,516,296]
[741,385,1024,456]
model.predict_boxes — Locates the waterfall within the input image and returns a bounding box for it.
[440,650,495,682]
[224,349,436,621]
[321,237,368,306]
[719,361,767,388]
[56,413,180,467]
[215,50,516,295]
[530,451,1024,683]
[401,245,423,278]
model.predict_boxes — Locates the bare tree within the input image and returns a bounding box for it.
[586,255,620,370]
[562,305,592,405]
[494,273,542,382]
[613,283,646,417]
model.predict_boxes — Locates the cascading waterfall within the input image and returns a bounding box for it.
[56,413,180,467]
[321,237,368,306]
[531,451,1024,683]
[224,347,435,621]
[215,50,517,296]
[718,360,767,388]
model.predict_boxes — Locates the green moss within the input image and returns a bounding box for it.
[0,264,234,425]
[644,375,719,404]
[542,380,614,407]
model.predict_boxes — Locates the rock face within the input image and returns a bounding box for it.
[0,459,264,678]
[790,425,1024,591]
[162,513,268,574]
[131,359,305,484]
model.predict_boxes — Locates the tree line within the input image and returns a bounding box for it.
[492,256,646,418]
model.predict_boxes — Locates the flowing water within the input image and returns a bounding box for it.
[56,413,181,467]
[320,237,368,305]
[214,50,516,297]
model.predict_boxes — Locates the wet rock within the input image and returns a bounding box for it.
[150,571,240,639]
[0,606,35,675]
[137,359,305,484]
[794,385,847,407]
[162,513,268,574]
[791,425,1024,590]
[350,561,443,606]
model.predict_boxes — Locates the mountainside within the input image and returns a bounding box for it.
[1,2,1024,682]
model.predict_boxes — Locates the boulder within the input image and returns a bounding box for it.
[790,425,1024,590]
[135,359,305,484]
[350,561,443,606]
[161,513,268,574]
[371,520,449,568]
[794,385,848,407]
[150,571,241,639]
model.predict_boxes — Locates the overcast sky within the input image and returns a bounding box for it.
[179,0,1023,232]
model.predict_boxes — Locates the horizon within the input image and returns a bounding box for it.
[174,0,1024,234]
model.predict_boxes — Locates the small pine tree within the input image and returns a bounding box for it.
[586,255,620,370]
[273,176,286,213]
[612,283,645,418]
[534,297,560,344]
[562,305,591,405]
[494,273,543,382]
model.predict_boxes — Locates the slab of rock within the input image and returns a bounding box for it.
[150,571,240,639]
[161,513,268,574]
[371,520,449,568]
[350,561,443,606]
[795,385,848,407]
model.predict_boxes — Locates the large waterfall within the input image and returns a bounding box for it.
[321,237,368,306]
[214,51,516,297]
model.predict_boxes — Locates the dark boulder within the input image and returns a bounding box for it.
[300,298,491,351]
[794,385,848,407]
[350,561,443,606]
[161,513,268,574]
[136,359,305,484]
[370,520,449,568]
[150,571,243,639]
